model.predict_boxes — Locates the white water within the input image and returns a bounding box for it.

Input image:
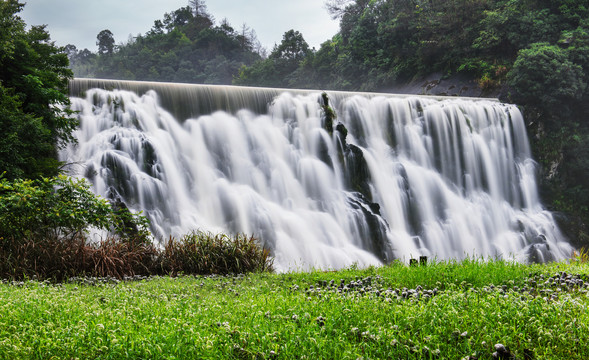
[62,81,573,270]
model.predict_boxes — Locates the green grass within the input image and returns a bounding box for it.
[1,259,588,359]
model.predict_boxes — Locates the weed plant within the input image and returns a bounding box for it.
[161,231,273,276]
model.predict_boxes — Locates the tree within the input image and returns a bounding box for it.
[63,44,78,59]
[163,6,202,33]
[78,4,261,84]
[96,29,115,54]
[188,0,209,18]
[507,42,585,118]
[171,6,193,27]
[238,23,253,51]
[0,0,75,180]
[234,30,312,88]
[270,30,311,62]
[325,0,355,19]
[148,19,165,35]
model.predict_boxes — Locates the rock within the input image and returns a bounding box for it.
[494,344,507,353]
[492,343,512,359]
[320,92,335,134]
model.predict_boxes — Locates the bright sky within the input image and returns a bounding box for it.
[20,0,340,52]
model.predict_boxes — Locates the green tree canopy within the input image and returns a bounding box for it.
[234,29,311,88]
[96,29,115,55]
[0,0,75,180]
[508,42,585,117]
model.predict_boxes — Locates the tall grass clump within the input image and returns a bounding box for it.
[573,248,589,263]
[161,231,273,275]
[0,234,159,281]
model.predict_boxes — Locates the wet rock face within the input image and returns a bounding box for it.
[337,124,391,261]
[384,73,495,98]
[333,120,373,202]
[346,193,392,262]
[321,92,336,134]
[320,94,373,201]
[321,95,390,262]
[345,144,373,199]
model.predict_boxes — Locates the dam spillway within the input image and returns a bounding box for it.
[63,79,572,270]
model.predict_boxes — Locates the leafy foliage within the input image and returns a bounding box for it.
[96,29,115,55]
[0,175,149,241]
[234,29,312,88]
[508,42,585,116]
[234,0,589,94]
[0,0,75,179]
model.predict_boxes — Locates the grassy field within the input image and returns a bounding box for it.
[1,259,588,359]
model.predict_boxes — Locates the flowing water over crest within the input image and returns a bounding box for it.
[64,79,573,270]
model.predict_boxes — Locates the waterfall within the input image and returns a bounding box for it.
[63,79,573,271]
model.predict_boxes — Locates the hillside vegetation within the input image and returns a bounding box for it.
[67,4,263,84]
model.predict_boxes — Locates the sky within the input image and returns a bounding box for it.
[20,0,340,53]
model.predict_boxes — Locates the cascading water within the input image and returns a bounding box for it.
[63,79,573,270]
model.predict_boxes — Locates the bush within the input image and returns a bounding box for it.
[0,176,273,280]
[0,229,273,281]
[0,175,149,241]
[161,231,274,275]
[0,228,273,281]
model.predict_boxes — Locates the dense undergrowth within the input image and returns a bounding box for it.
[0,231,273,281]
[0,175,273,280]
[0,259,588,359]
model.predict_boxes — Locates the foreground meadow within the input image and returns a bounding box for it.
[1,259,588,359]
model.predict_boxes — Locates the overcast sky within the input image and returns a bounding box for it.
[20,0,340,53]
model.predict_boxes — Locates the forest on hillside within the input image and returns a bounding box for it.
[67,2,264,84]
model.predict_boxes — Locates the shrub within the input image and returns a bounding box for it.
[0,176,273,280]
[161,231,274,275]
[0,175,149,241]
[0,229,276,280]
